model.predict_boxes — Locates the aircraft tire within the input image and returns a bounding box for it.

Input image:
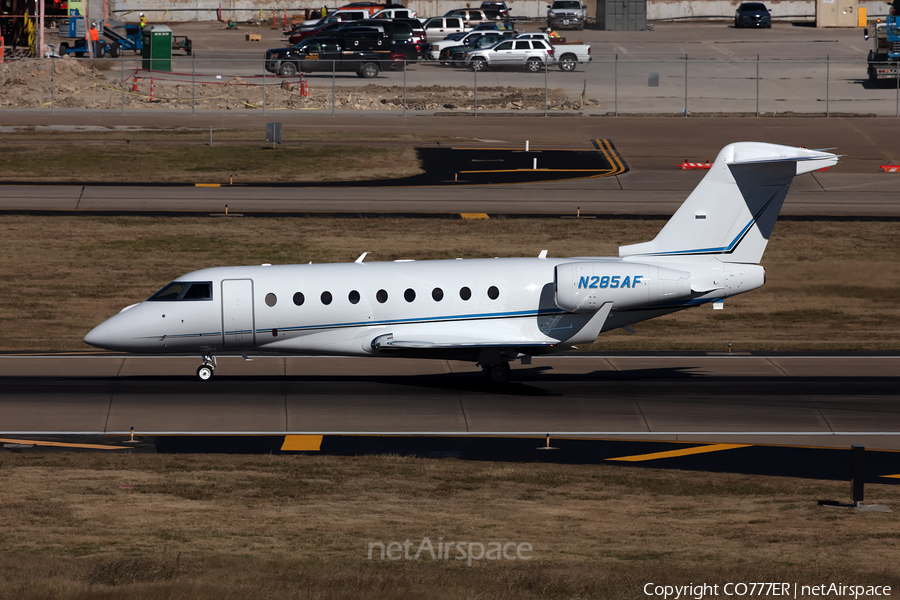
[197,365,214,381]
[486,364,510,384]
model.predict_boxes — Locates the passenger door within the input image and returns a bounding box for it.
[221,279,255,347]
[491,39,515,65]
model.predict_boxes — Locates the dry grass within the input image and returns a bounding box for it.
[0,453,897,599]
[0,143,422,183]
[1,216,898,352]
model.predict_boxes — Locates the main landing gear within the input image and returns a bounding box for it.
[196,350,217,381]
[481,361,511,385]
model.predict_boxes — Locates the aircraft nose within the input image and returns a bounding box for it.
[83,322,109,349]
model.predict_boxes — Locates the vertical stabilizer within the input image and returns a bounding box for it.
[619,142,838,264]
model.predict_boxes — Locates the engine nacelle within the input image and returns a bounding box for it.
[554,261,692,313]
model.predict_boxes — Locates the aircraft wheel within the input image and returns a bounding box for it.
[197,365,214,381]
[486,363,510,385]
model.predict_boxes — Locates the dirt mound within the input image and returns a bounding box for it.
[0,59,598,111]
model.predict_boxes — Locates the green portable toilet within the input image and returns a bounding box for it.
[142,24,172,71]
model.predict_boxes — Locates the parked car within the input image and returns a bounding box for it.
[480,0,510,18]
[429,29,510,60]
[355,18,414,43]
[421,16,470,42]
[371,7,417,19]
[513,32,591,71]
[734,2,771,28]
[547,0,587,30]
[439,31,514,66]
[265,32,398,77]
[443,9,491,26]
[296,9,368,28]
[465,38,554,72]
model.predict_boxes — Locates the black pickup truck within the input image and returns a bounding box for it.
[265,32,407,78]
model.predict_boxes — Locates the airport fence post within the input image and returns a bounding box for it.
[191,53,195,116]
[614,54,618,117]
[474,67,477,117]
[402,59,407,117]
[51,57,55,115]
[263,60,267,116]
[331,60,336,117]
[120,55,125,115]
[684,54,688,116]
[896,69,899,117]
[826,55,830,118]
[755,55,759,117]
[544,60,548,117]
[851,445,865,506]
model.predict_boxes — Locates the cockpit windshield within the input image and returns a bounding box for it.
[148,281,212,301]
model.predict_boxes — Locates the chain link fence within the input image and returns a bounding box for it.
[2,54,899,116]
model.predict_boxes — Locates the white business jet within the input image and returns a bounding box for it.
[84,142,838,383]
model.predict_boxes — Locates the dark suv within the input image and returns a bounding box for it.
[480,0,510,18]
[734,2,771,28]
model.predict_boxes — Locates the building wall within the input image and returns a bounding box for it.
[107,0,891,23]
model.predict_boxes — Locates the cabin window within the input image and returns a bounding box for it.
[488,286,499,300]
[376,289,388,303]
[265,293,277,307]
[321,291,333,305]
[349,290,360,304]
[293,292,305,306]
[460,286,471,301]
[432,287,443,301]
[404,288,416,302]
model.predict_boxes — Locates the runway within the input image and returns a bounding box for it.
[2,355,899,450]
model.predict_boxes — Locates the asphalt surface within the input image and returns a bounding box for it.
[2,355,898,452]
[1,117,898,216]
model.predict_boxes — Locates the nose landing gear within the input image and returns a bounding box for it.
[196,350,217,381]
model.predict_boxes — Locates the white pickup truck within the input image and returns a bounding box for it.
[547,0,587,30]
[480,32,591,71]
[465,35,591,72]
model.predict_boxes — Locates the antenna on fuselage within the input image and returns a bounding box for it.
[355,252,370,263]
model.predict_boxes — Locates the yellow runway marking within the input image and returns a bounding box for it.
[281,435,323,451]
[0,437,127,450]
[195,183,221,187]
[460,213,490,220]
[607,443,751,462]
